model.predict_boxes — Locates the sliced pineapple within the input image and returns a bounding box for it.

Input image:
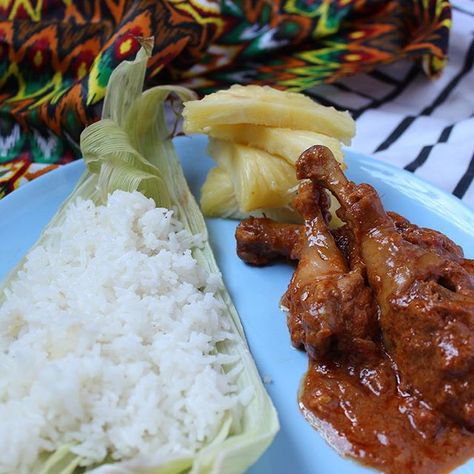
[201,167,240,218]
[183,84,355,145]
[205,124,345,167]
[183,84,354,224]
[201,166,302,223]
[201,162,343,228]
[208,138,296,212]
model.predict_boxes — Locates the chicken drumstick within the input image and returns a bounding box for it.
[277,179,377,359]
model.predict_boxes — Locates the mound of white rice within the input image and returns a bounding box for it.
[0,190,247,474]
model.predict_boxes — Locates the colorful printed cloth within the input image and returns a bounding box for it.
[0,0,451,196]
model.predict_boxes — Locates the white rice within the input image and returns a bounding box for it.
[0,190,246,474]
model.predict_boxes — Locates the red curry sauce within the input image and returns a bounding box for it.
[300,351,474,473]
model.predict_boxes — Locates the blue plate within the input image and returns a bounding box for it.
[0,135,473,474]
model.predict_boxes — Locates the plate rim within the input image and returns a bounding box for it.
[3,145,473,223]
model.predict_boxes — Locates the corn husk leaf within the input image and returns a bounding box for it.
[2,40,278,474]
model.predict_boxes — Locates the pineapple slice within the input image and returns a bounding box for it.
[201,166,302,223]
[208,138,296,212]
[183,84,353,225]
[201,162,344,228]
[205,124,345,167]
[200,167,240,218]
[183,84,355,145]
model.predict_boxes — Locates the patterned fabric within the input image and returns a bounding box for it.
[308,0,473,208]
[0,0,451,197]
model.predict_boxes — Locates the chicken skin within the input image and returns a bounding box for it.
[297,145,474,429]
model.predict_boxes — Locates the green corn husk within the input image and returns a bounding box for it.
[3,38,278,474]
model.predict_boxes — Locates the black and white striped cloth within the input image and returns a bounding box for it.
[308,0,474,210]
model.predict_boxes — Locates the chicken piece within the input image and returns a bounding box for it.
[298,145,474,429]
[236,218,302,265]
[276,178,377,359]
[389,211,474,278]
[236,185,331,266]
[463,258,474,276]
[236,183,377,359]
[388,212,465,261]
[237,206,466,270]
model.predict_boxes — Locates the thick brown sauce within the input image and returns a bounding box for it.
[300,350,474,473]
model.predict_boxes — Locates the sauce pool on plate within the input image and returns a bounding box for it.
[300,352,474,474]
